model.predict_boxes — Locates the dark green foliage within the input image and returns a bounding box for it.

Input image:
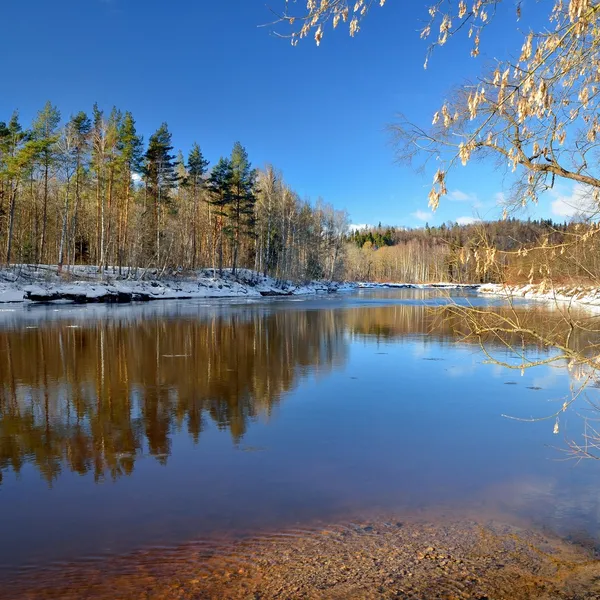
[31,102,61,260]
[143,123,179,204]
[118,112,143,174]
[69,112,92,150]
[32,101,61,145]
[206,143,258,273]
[187,143,209,185]
[142,123,179,257]
[207,156,234,212]
[230,142,257,247]
[351,226,395,248]
[349,218,569,252]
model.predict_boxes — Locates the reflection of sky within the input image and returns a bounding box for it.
[332,333,600,539]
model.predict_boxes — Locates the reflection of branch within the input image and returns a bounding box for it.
[441,287,600,458]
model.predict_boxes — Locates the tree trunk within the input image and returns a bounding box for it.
[192,180,197,269]
[6,182,18,266]
[102,166,113,272]
[96,165,101,266]
[58,179,71,273]
[155,185,161,265]
[70,157,82,270]
[122,173,131,274]
[40,160,49,264]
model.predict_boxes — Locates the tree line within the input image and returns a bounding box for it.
[0,103,348,280]
[3,101,595,286]
[344,219,594,284]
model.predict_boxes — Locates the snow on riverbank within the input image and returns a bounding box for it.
[0,266,356,304]
[356,282,480,290]
[478,282,600,309]
[11,266,577,307]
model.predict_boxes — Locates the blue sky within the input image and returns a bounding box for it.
[0,0,576,228]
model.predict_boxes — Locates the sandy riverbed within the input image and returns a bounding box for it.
[3,516,599,600]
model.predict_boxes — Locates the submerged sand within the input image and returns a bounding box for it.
[3,516,600,599]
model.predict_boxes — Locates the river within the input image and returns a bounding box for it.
[1,289,599,595]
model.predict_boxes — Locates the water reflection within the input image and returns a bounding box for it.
[3,293,600,579]
[1,298,596,487]
[0,309,349,484]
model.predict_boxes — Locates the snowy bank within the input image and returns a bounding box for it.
[478,282,600,309]
[0,266,356,304]
[356,281,480,290]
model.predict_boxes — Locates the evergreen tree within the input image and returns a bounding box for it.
[187,143,209,268]
[229,142,256,273]
[0,120,12,233]
[100,107,122,270]
[188,143,209,184]
[207,156,234,273]
[116,112,143,271]
[143,123,179,261]
[1,113,39,264]
[59,112,91,271]
[31,101,61,263]
[91,103,107,266]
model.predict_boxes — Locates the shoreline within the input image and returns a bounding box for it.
[3,266,600,312]
[2,515,598,599]
[0,266,478,305]
[478,282,600,310]
[0,266,356,305]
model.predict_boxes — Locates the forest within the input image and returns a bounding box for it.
[0,103,348,281]
[2,103,597,286]
[346,219,600,284]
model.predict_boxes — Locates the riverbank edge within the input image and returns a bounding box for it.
[5,266,598,308]
[0,266,357,304]
[0,265,480,305]
[478,282,600,309]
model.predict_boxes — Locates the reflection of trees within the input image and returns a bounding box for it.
[349,302,600,458]
[347,304,597,357]
[0,310,348,484]
[2,301,593,485]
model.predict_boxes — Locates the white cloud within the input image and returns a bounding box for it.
[132,173,142,183]
[551,183,598,218]
[552,183,599,218]
[456,216,480,225]
[348,223,372,232]
[448,189,482,208]
[448,189,472,201]
[494,192,507,205]
[412,210,433,222]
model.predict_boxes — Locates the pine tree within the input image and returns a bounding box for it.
[91,103,106,267]
[143,123,178,262]
[0,121,12,246]
[207,157,234,274]
[102,107,122,270]
[187,143,209,268]
[229,142,256,274]
[117,111,143,272]
[31,101,61,263]
[59,112,90,272]
[1,113,39,264]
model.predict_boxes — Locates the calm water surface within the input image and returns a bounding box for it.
[1,289,600,581]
